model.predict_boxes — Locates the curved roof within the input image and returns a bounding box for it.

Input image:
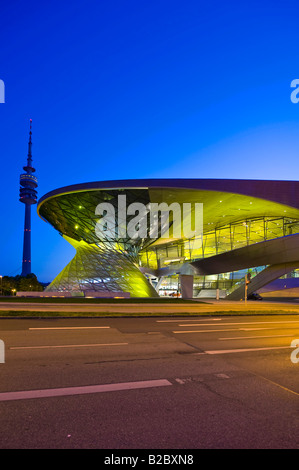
[38,178,299,209]
[38,179,299,241]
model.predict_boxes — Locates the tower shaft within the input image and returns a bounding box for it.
[22,203,32,276]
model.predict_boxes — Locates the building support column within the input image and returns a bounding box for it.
[180,274,194,299]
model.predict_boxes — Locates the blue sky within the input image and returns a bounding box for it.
[0,0,299,282]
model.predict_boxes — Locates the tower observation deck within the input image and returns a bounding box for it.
[19,119,38,276]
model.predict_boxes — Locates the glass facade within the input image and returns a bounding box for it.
[140,216,299,270]
[47,237,158,297]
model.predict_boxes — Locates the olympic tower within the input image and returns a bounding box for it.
[19,120,38,276]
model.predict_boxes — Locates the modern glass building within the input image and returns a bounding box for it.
[37,179,299,299]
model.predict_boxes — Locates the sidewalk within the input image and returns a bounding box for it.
[0,298,299,317]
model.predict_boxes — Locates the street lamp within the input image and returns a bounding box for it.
[244,273,251,304]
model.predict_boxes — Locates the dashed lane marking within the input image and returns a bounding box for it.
[10,343,128,350]
[0,379,172,402]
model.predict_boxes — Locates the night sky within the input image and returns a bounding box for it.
[1,0,299,282]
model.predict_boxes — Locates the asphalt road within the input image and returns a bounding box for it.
[0,315,298,449]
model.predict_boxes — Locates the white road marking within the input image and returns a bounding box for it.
[10,343,128,350]
[178,320,299,327]
[173,329,237,333]
[29,326,110,330]
[241,328,272,331]
[0,379,172,402]
[175,373,230,384]
[156,319,222,323]
[172,328,269,333]
[219,334,296,341]
[175,378,185,384]
[200,346,292,355]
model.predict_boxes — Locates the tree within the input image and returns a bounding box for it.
[1,273,44,295]
[18,274,44,292]
[1,276,18,295]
